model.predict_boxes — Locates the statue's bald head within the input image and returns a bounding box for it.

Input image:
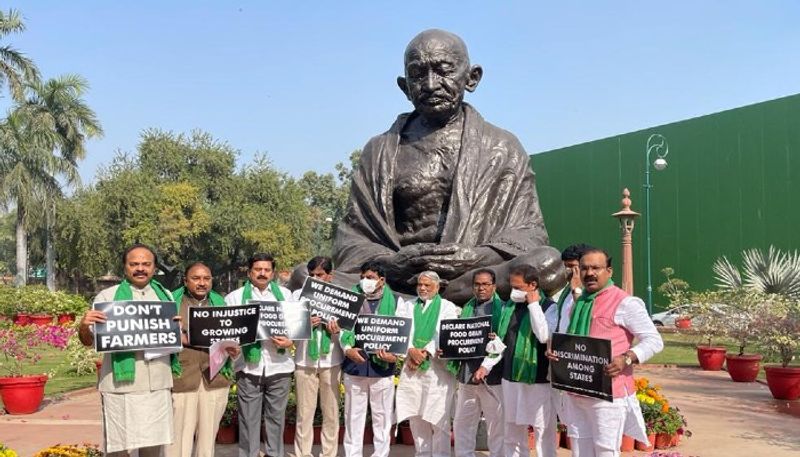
[404,29,470,67]
[398,29,483,126]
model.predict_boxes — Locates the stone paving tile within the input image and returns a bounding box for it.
[1,366,798,456]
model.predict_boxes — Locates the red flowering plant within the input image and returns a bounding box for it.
[0,323,74,377]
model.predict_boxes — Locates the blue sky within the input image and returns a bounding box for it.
[7,1,800,182]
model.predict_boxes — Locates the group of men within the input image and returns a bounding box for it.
[78,242,662,457]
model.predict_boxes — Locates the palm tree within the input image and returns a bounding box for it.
[22,75,102,290]
[713,246,800,299]
[0,9,39,101]
[0,109,71,286]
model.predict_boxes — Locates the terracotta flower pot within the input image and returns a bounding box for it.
[399,424,413,445]
[527,426,535,449]
[0,374,48,414]
[29,314,53,326]
[559,432,571,449]
[283,423,296,444]
[696,345,727,371]
[725,353,762,382]
[57,313,76,325]
[654,432,673,449]
[764,365,800,400]
[216,424,238,444]
[675,317,692,329]
[13,313,30,326]
[635,433,655,451]
[620,434,635,452]
[670,432,681,447]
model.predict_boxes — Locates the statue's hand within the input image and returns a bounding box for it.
[379,244,455,274]
[420,245,502,279]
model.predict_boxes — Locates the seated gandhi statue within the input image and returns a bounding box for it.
[331,29,550,304]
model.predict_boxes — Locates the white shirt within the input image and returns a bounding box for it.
[547,287,663,364]
[290,289,344,368]
[225,283,295,377]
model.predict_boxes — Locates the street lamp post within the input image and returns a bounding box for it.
[644,134,669,315]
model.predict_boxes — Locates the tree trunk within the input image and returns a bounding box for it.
[14,204,27,287]
[46,208,56,291]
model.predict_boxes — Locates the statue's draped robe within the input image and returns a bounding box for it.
[333,104,548,291]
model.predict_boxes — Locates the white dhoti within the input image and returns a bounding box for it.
[396,361,455,457]
[453,382,504,457]
[101,389,174,454]
[343,374,395,457]
[501,380,556,457]
[562,393,648,457]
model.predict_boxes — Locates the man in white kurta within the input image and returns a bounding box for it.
[395,271,459,457]
[451,268,505,457]
[547,248,663,457]
[78,244,175,457]
[291,256,343,457]
[498,264,556,457]
[225,253,294,457]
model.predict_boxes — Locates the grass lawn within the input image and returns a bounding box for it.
[1,344,96,409]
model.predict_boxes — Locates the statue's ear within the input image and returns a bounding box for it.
[397,76,411,100]
[465,65,483,93]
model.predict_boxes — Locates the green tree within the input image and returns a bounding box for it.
[22,75,102,290]
[0,108,76,286]
[0,9,39,102]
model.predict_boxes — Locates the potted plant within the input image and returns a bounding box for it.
[651,407,689,449]
[216,385,238,444]
[757,296,800,400]
[720,290,766,382]
[658,268,691,328]
[53,292,88,325]
[0,443,18,457]
[0,323,73,414]
[33,443,101,456]
[689,291,728,370]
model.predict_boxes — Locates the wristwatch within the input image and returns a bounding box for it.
[572,287,582,296]
[624,351,634,366]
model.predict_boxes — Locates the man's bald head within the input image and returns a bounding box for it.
[404,29,470,67]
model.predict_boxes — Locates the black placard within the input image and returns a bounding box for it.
[549,333,613,402]
[298,278,364,330]
[93,301,181,353]
[252,300,312,341]
[187,303,260,347]
[353,314,412,355]
[437,315,492,360]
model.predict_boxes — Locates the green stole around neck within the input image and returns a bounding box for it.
[567,280,615,336]
[411,294,442,372]
[495,298,539,384]
[340,284,398,368]
[171,287,233,381]
[241,280,286,363]
[110,279,172,383]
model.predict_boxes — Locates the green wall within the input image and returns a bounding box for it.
[531,93,800,311]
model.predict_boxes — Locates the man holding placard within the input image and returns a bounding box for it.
[339,260,405,457]
[449,268,505,457]
[224,253,294,457]
[548,248,663,457]
[78,244,176,457]
[167,262,240,457]
[395,271,459,457]
[290,256,343,457]
[495,263,555,457]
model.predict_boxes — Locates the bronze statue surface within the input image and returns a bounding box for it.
[332,29,549,303]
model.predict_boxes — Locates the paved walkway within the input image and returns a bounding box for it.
[1,365,798,456]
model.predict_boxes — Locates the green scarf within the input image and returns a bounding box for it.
[110,279,172,383]
[495,299,538,384]
[446,293,503,376]
[171,287,233,381]
[341,284,398,368]
[567,280,614,336]
[241,280,286,363]
[411,294,442,372]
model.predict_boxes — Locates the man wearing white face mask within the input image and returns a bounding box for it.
[339,261,405,457]
[497,263,557,457]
